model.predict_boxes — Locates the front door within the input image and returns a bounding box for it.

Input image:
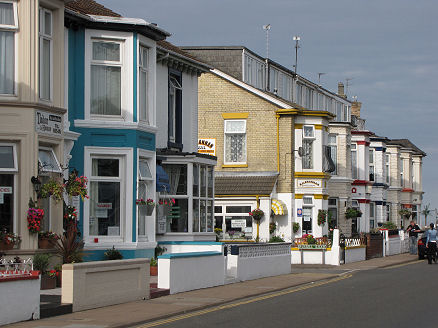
[302,207,312,235]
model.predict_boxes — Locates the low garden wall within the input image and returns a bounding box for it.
[0,271,40,325]
[158,252,225,294]
[62,258,149,312]
[384,230,409,256]
[158,241,223,254]
[227,243,291,281]
[291,246,341,265]
[344,246,366,263]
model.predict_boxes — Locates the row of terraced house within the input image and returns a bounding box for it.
[0,0,425,260]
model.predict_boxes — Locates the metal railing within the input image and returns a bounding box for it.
[0,259,34,279]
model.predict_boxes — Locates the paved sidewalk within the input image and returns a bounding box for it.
[9,253,419,328]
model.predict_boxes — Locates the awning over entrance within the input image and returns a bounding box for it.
[271,199,287,215]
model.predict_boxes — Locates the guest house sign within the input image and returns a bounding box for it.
[198,138,216,156]
[35,110,63,137]
[297,179,321,188]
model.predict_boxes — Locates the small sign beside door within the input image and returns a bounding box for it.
[231,219,246,228]
[297,208,303,217]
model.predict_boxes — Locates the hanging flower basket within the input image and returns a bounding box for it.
[0,231,21,250]
[65,171,89,200]
[345,207,362,219]
[317,210,327,226]
[40,179,65,202]
[27,207,44,233]
[136,199,155,216]
[249,208,264,222]
[159,198,175,216]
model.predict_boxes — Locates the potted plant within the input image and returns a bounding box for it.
[33,253,56,290]
[38,231,59,249]
[103,246,123,260]
[65,171,89,200]
[214,227,223,241]
[0,230,21,250]
[269,222,277,234]
[150,258,158,276]
[293,222,300,234]
[40,178,65,202]
[317,210,327,226]
[399,209,412,220]
[53,228,85,264]
[249,208,264,222]
[136,198,155,216]
[345,207,362,219]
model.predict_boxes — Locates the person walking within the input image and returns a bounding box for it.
[406,220,421,255]
[426,223,438,264]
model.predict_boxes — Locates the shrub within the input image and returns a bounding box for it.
[33,253,51,274]
[103,246,123,260]
[269,236,285,243]
[293,222,300,233]
[269,222,277,234]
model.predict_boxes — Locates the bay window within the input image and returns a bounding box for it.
[224,120,246,164]
[138,45,149,123]
[39,7,52,101]
[0,144,17,233]
[385,154,390,184]
[161,162,215,233]
[89,158,121,236]
[369,202,375,229]
[0,1,17,95]
[90,40,122,116]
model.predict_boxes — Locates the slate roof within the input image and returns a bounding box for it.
[66,0,121,17]
[387,139,426,156]
[215,175,278,195]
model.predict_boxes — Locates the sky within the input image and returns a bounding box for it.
[101,0,438,221]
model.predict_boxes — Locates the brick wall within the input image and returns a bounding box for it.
[198,72,280,175]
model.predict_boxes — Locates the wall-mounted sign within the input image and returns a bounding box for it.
[298,179,321,188]
[0,187,12,194]
[297,208,303,217]
[97,203,112,209]
[35,110,63,136]
[198,138,216,156]
[231,219,246,228]
[352,187,357,193]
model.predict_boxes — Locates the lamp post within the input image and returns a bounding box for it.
[293,36,300,74]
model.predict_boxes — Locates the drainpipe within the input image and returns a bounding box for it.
[256,195,260,242]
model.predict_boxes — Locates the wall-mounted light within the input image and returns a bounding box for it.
[31,176,41,193]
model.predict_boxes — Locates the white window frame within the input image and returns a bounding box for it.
[83,147,133,245]
[138,45,149,123]
[385,153,390,184]
[328,134,337,175]
[302,196,313,206]
[137,150,155,242]
[39,7,53,101]
[369,148,375,182]
[351,143,358,180]
[38,146,62,173]
[224,119,247,165]
[0,0,18,96]
[84,30,133,122]
[303,125,315,139]
[0,143,17,172]
[400,157,404,187]
[137,41,156,126]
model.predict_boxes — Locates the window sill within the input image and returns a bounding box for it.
[222,164,248,168]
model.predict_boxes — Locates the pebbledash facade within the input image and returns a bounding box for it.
[184,46,353,240]
[0,0,69,254]
[64,1,216,260]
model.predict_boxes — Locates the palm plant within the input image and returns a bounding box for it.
[53,228,85,264]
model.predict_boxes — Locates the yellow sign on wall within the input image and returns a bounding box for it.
[198,138,216,156]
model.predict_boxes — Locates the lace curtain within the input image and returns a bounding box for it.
[302,140,313,169]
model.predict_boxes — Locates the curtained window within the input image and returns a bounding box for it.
[224,120,246,164]
[0,2,17,95]
[90,40,121,116]
[328,134,337,175]
[138,158,153,238]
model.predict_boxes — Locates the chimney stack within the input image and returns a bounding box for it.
[351,101,362,117]
[337,82,346,98]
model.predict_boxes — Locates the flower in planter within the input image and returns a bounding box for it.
[159,198,175,206]
[0,230,21,246]
[47,269,57,278]
[38,231,60,241]
[249,208,264,221]
[136,198,155,206]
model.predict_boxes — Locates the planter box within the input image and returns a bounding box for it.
[38,238,54,249]
[0,242,14,250]
[150,265,158,276]
[41,275,56,290]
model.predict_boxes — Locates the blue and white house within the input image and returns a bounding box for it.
[65,3,170,259]
[63,1,217,260]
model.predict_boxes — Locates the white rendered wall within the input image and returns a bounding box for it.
[161,244,223,254]
[344,247,366,263]
[0,277,40,325]
[235,254,291,281]
[158,254,225,294]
